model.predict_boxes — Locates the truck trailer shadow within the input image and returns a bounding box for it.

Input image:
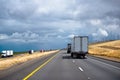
[62,54,87,59]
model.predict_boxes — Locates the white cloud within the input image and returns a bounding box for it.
[57,35,63,39]
[10,31,39,39]
[0,34,8,39]
[98,28,108,37]
[67,34,76,38]
[92,28,108,38]
[0,31,66,43]
[92,33,97,37]
[0,31,41,43]
[58,29,65,33]
[90,19,102,26]
[36,7,49,15]
[106,24,119,31]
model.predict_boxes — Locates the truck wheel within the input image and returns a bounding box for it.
[1,56,5,58]
[83,55,85,59]
[77,55,80,59]
[71,53,73,57]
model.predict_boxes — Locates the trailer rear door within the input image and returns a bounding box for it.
[74,37,81,52]
[82,37,88,53]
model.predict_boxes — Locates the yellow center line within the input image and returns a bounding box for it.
[23,53,58,80]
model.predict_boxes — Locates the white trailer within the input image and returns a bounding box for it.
[71,36,88,58]
[1,50,13,57]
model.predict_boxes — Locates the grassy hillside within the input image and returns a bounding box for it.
[89,40,120,59]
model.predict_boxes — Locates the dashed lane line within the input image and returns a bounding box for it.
[78,67,84,72]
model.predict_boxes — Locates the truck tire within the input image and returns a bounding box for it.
[77,55,81,58]
[83,55,85,59]
[71,53,73,57]
[1,56,4,58]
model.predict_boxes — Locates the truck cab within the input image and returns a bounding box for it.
[67,43,71,53]
[1,53,7,57]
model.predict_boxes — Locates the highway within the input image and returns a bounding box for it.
[0,50,120,80]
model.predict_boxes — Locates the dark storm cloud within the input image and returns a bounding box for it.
[0,0,120,51]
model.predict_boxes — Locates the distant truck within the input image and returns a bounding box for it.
[1,50,13,58]
[67,43,71,53]
[29,50,34,54]
[71,36,88,58]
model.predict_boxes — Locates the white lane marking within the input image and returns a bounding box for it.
[88,77,90,80]
[78,67,84,72]
[89,58,120,70]
[72,60,75,63]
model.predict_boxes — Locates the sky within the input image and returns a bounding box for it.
[0,0,120,51]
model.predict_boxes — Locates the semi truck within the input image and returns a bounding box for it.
[1,50,13,58]
[71,36,88,58]
[67,43,71,53]
[29,50,34,54]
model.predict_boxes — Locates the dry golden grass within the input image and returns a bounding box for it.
[89,40,120,59]
[0,50,59,70]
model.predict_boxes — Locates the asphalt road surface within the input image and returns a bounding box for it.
[0,50,120,80]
